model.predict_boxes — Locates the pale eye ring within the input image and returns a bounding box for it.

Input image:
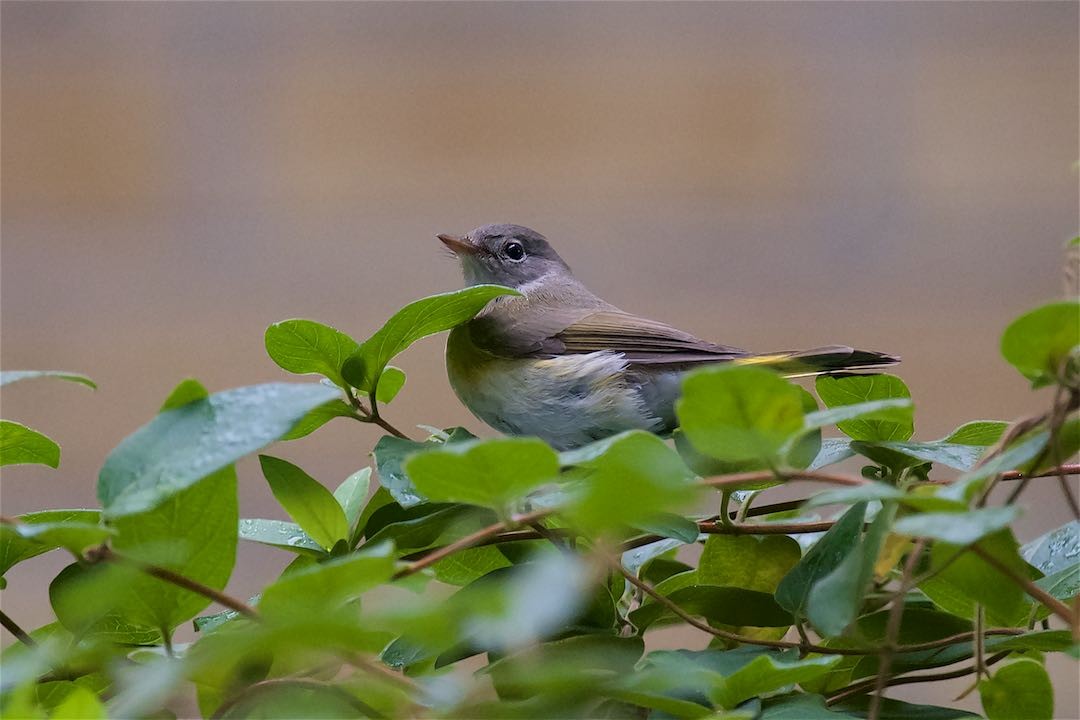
[503,241,526,262]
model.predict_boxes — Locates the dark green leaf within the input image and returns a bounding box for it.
[99,382,339,517]
[280,400,355,441]
[815,374,913,441]
[259,455,349,550]
[637,513,701,544]
[264,319,360,388]
[761,694,850,719]
[872,441,986,472]
[371,427,477,507]
[160,378,209,411]
[677,366,806,464]
[0,420,60,468]
[237,518,325,557]
[709,653,842,709]
[0,371,96,389]
[894,506,1019,545]
[834,696,979,719]
[775,503,867,619]
[342,285,518,393]
[979,658,1053,720]
[1000,301,1079,387]
[405,437,558,512]
[629,585,793,630]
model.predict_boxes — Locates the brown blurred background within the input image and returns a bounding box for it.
[2,1,1077,714]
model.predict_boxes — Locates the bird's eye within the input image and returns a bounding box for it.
[503,241,526,262]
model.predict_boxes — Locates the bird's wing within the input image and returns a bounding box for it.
[468,305,747,365]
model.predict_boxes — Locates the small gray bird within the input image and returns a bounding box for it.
[440,224,898,450]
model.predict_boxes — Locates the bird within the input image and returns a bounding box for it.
[439,223,898,451]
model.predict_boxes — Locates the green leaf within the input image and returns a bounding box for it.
[629,585,793,630]
[677,366,807,464]
[761,694,849,719]
[258,542,395,621]
[432,545,513,586]
[159,378,208,411]
[709,653,842,709]
[1023,520,1079,575]
[280,399,355,441]
[938,431,1049,504]
[98,382,340,517]
[919,530,1037,626]
[894,506,1020,545]
[806,502,895,636]
[372,427,478,507]
[1034,562,1079,602]
[0,370,96,389]
[50,685,106,720]
[943,421,1009,446]
[814,374,913,441]
[341,285,518,393]
[264,319,360,388]
[834,696,980,719]
[405,437,558,512]
[0,510,101,576]
[808,438,855,470]
[0,420,60,468]
[979,657,1053,720]
[803,398,913,433]
[804,483,904,508]
[334,467,372,539]
[237,518,325,557]
[564,431,698,533]
[375,366,406,404]
[637,513,701,544]
[870,441,986,472]
[1000,301,1079,387]
[259,455,349,550]
[699,535,802,593]
[775,503,867,619]
[12,522,114,556]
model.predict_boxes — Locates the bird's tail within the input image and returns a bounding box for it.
[732,345,900,378]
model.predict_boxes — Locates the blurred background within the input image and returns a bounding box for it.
[2,2,1077,713]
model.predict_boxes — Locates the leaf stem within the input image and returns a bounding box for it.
[346,388,411,439]
[0,608,36,648]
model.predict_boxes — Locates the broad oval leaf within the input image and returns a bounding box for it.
[259,455,349,550]
[264,319,360,388]
[979,658,1053,720]
[1000,300,1079,387]
[375,366,407,405]
[814,374,914,442]
[0,420,60,468]
[342,285,519,393]
[98,382,340,517]
[372,427,478,507]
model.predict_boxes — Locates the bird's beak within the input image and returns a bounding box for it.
[437,233,477,256]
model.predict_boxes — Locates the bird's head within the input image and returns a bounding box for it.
[438,224,571,290]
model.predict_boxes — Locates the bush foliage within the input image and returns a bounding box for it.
[1,270,1077,719]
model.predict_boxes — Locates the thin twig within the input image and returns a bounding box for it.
[0,608,36,648]
[869,538,926,720]
[703,469,867,490]
[827,652,1009,706]
[86,546,259,620]
[969,544,1076,628]
[346,389,411,440]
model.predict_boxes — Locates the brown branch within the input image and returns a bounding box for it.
[968,544,1076,628]
[869,538,926,720]
[702,469,867,491]
[827,652,1009,706]
[0,608,36,648]
[346,389,411,440]
[86,546,259,620]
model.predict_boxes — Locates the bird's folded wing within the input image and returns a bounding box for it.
[469,307,747,364]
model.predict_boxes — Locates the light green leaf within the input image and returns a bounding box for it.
[12,522,114,556]
[709,653,842,709]
[1023,520,1079,575]
[98,382,340,517]
[50,685,106,720]
[804,483,904,508]
[264,319,360,388]
[699,535,802,593]
[258,542,395,621]
[372,427,478,507]
[894,506,1020,545]
[259,455,349,550]
[938,431,1049,504]
[979,658,1053,720]
[375,366,406,404]
[803,398,913,433]
[0,510,101,576]
[1034,563,1079,602]
[237,518,325,557]
[775,503,866,619]
[406,437,557,512]
[808,438,855,470]
[677,366,806,464]
[334,467,372,537]
[815,374,913,441]
[637,513,701,544]
[871,441,986,472]
[1000,301,1079,387]
[807,502,895,636]
[160,378,208,411]
[564,431,698,533]
[280,399,355,441]
[432,545,513,586]
[943,421,1009,446]
[0,371,96,389]
[0,420,60,468]
[341,285,518,393]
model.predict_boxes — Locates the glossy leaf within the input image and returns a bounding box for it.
[259,455,349,550]
[341,285,518,393]
[1000,301,1079,387]
[405,437,558,512]
[237,518,325,557]
[894,506,1020,545]
[677,366,806,464]
[280,399,355,441]
[943,421,1008,446]
[258,542,395,620]
[99,382,339,517]
[0,370,96,389]
[333,467,372,538]
[375,366,407,404]
[775,503,867,619]
[709,653,842,709]
[815,374,913,442]
[0,420,60,468]
[372,426,477,507]
[264,319,360,388]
